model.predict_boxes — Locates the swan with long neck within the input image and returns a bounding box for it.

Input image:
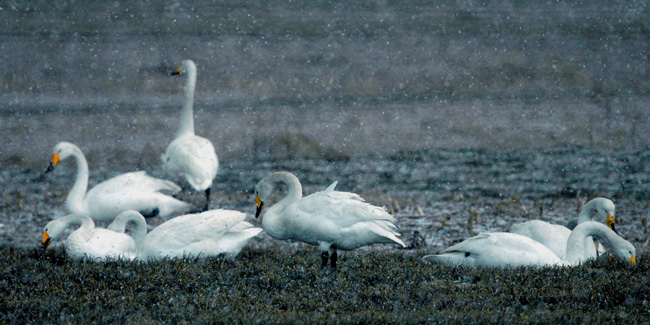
[510,198,615,259]
[423,221,635,268]
[161,59,219,211]
[46,141,191,221]
[254,171,406,267]
[41,214,138,261]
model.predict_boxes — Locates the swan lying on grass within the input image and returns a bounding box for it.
[41,214,137,261]
[254,171,405,267]
[112,209,263,261]
[161,59,219,211]
[423,221,635,268]
[46,142,191,221]
[511,198,614,259]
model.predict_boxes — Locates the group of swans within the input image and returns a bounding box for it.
[40,59,637,268]
[42,209,262,261]
[423,198,636,268]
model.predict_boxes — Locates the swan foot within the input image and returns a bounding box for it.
[321,251,329,267]
[141,207,160,218]
[203,188,211,212]
[321,251,337,268]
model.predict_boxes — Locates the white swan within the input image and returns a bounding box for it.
[46,141,191,221]
[137,209,262,261]
[254,171,406,267]
[510,198,614,259]
[161,59,219,211]
[41,214,137,261]
[422,221,635,268]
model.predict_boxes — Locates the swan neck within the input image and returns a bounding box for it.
[64,214,95,241]
[112,213,147,247]
[176,66,196,137]
[65,149,89,215]
[565,222,615,265]
[272,172,303,202]
[577,200,597,224]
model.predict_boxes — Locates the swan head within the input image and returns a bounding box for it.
[593,198,616,233]
[254,179,276,218]
[45,142,78,173]
[41,218,68,250]
[171,59,197,76]
[611,239,636,266]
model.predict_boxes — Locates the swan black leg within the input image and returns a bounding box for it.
[203,188,211,211]
[330,250,338,268]
[321,251,329,267]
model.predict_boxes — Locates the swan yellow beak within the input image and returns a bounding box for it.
[629,256,636,265]
[45,153,60,173]
[606,213,616,233]
[42,231,51,250]
[171,65,182,75]
[255,194,264,219]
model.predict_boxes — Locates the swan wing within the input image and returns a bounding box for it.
[139,209,258,260]
[89,171,182,195]
[280,190,404,249]
[66,228,137,261]
[162,135,219,191]
[511,220,571,258]
[424,232,564,267]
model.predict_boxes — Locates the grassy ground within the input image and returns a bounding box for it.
[2,245,649,323]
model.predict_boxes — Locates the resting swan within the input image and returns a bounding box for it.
[422,221,635,268]
[41,214,137,261]
[137,209,262,261]
[510,198,614,259]
[46,141,191,221]
[161,59,219,211]
[254,171,406,267]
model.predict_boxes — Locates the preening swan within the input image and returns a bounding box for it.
[161,59,219,211]
[422,221,635,268]
[254,171,406,267]
[137,209,262,261]
[46,141,191,221]
[41,214,138,261]
[510,197,614,259]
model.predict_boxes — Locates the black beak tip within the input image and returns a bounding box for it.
[611,223,617,234]
[44,163,54,174]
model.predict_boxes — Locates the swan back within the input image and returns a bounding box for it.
[423,232,565,268]
[138,209,262,260]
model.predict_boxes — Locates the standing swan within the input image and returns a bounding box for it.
[254,171,406,267]
[137,209,263,261]
[510,198,615,259]
[41,214,138,261]
[161,59,219,211]
[422,221,635,268]
[46,142,191,221]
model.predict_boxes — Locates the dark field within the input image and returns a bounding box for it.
[2,0,650,323]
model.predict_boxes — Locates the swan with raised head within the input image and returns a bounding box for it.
[41,214,137,261]
[161,59,219,211]
[46,141,191,221]
[510,197,615,259]
[137,209,262,261]
[254,171,406,267]
[422,221,635,268]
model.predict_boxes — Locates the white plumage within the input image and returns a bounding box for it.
[42,214,137,261]
[137,209,262,261]
[423,221,635,268]
[162,59,218,211]
[510,198,614,259]
[47,141,191,221]
[255,171,405,267]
